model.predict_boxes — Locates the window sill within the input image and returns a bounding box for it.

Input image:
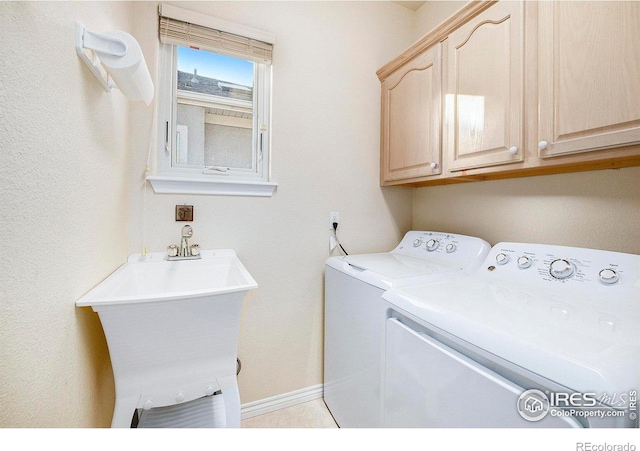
[146,175,278,197]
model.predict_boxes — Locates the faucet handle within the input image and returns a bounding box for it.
[190,244,200,257]
[167,244,178,257]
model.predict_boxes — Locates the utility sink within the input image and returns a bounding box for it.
[76,249,257,428]
[77,249,257,307]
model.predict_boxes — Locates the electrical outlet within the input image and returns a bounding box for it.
[329,212,339,230]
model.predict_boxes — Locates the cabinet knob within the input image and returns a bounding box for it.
[430,162,439,169]
[538,140,548,150]
[508,146,518,155]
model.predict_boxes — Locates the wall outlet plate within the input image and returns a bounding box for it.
[329,212,339,229]
[176,205,194,221]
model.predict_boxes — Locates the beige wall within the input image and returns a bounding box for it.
[413,168,640,254]
[415,1,467,38]
[0,2,132,427]
[129,1,414,405]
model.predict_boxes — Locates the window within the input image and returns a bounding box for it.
[173,48,263,174]
[148,4,277,196]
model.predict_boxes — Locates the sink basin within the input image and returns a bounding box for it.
[77,249,257,307]
[76,249,257,428]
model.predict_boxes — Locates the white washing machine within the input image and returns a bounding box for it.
[323,231,490,427]
[382,242,639,428]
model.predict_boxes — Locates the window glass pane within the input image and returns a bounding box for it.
[176,104,204,165]
[205,123,253,169]
[175,47,255,169]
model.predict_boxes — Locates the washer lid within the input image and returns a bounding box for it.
[344,253,459,278]
[383,277,640,398]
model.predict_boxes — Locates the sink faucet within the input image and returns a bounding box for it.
[167,225,200,260]
[180,225,193,257]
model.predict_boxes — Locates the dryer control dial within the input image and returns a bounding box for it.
[549,259,575,279]
[495,253,510,265]
[517,256,532,269]
[413,239,422,247]
[425,239,439,251]
[446,243,457,253]
[599,268,619,285]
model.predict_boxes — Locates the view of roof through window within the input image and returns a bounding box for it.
[177,47,254,102]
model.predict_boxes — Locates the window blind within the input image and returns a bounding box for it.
[159,4,273,65]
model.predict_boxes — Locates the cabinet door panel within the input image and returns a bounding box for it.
[538,1,640,157]
[381,46,441,183]
[445,1,524,172]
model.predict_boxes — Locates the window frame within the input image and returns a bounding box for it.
[147,6,277,197]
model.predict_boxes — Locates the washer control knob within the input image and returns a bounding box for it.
[446,243,456,253]
[517,256,532,269]
[549,259,575,279]
[413,239,422,247]
[425,239,439,251]
[495,253,510,265]
[599,268,619,285]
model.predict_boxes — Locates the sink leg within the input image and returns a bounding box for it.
[218,375,241,428]
[111,396,139,428]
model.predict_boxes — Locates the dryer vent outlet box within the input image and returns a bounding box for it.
[176,205,194,221]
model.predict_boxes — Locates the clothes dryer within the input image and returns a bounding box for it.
[382,242,639,428]
[323,231,490,427]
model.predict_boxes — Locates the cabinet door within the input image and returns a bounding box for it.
[381,45,441,184]
[444,1,524,172]
[538,1,640,158]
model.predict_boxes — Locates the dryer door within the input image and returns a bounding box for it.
[383,318,582,428]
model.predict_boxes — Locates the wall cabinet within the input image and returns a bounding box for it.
[377,0,640,187]
[444,0,524,172]
[380,45,442,184]
[537,1,640,158]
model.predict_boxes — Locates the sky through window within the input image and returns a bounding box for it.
[177,47,254,87]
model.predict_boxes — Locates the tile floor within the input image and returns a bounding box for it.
[241,399,338,428]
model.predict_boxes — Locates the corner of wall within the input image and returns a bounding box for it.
[414,1,470,39]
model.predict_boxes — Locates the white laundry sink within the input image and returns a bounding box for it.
[77,249,257,306]
[76,249,257,428]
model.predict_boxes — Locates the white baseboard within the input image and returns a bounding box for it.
[240,384,324,420]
